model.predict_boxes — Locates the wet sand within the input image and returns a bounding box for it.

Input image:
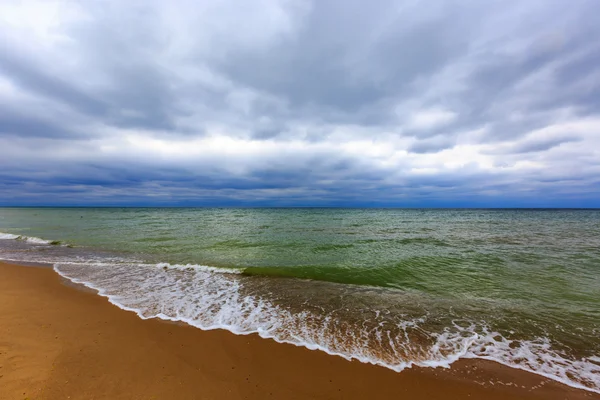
[0,261,596,400]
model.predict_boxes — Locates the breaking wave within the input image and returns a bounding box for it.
[53,260,600,394]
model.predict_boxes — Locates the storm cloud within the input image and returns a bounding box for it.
[1,0,599,206]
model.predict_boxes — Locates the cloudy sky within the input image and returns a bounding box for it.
[1,0,599,207]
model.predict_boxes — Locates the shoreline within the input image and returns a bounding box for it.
[0,260,597,399]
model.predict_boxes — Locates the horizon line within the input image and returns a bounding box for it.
[1,206,599,210]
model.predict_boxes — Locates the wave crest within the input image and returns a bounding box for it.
[0,231,63,245]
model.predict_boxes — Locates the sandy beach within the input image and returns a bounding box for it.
[0,261,596,400]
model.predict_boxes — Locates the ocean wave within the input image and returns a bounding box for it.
[0,231,64,245]
[0,232,21,240]
[155,262,243,274]
[461,330,600,393]
[2,229,598,393]
[53,261,600,394]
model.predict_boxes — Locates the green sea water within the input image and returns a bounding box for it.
[1,208,599,392]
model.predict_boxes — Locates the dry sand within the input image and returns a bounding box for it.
[0,261,597,400]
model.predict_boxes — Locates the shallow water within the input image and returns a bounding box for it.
[1,207,599,392]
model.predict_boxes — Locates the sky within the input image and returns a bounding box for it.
[1,0,599,207]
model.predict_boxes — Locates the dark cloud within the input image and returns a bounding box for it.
[214,0,476,116]
[0,0,599,206]
[0,50,107,116]
[408,136,456,154]
[0,112,74,139]
[493,136,582,155]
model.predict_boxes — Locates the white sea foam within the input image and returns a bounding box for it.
[156,262,243,274]
[0,231,55,244]
[439,325,600,392]
[52,261,600,394]
[0,232,20,240]
[22,236,53,244]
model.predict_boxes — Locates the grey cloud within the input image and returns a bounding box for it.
[0,50,107,116]
[0,113,74,139]
[408,136,456,154]
[501,136,581,155]
[214,1,477,117]
[0,0,599,206]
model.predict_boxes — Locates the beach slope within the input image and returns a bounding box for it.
[0,261,596,400]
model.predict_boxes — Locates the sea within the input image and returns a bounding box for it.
[0,207,598,393]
